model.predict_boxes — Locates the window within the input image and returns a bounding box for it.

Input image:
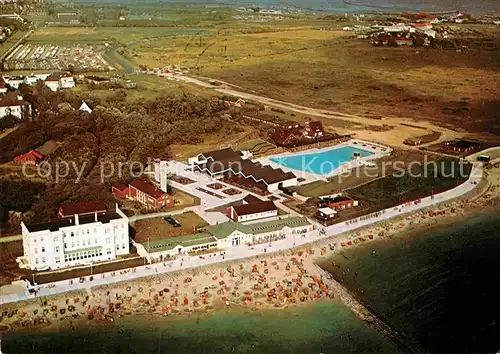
[71,232,74,237]
[106,248,111,255]
[105,238,110,245]
[33,238,37,243]
[41,247,45,253]
[55,257,60,263]
[35,258,39,264]
[122,244,126,249]
[55,246,60,252]
[41,236,44,242]
[88,239,91,245]
[42,257,45,263]
[82,240,86,246]
[87,229,90,235]
[116,245,120,250]
[94,238,98,244]
[71,242,75,248]
[105,228,109,234]
[54,236,59,243]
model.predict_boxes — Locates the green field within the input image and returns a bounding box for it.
[27,27,215,45]
[233,139,275,154]
[347,157,472,206]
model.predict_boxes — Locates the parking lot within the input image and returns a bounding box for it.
[3,43,115,72]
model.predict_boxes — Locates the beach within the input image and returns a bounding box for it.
[1,165,499,351]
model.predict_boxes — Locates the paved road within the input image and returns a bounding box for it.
[0,162,483,305]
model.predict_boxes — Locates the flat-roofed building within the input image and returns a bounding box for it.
[19,205,130,271]
[190,148,297,192]
[137,216,313,261]
[58,201,107,218]
[315,207,338,226]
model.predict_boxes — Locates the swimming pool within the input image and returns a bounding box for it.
[269,146,374,175]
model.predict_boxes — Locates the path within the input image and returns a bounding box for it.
[154,73,460,148]
[0,161,483,305]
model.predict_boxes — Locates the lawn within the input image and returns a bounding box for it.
[27,27,215,45]
[73,74,208,102]
[232,139,276,154]
[296,150,439,197]
[347,157,472,207]
[169,129,253,160]
[132,211,208,243]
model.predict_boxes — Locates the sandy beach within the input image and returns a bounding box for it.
[1,165,499,339]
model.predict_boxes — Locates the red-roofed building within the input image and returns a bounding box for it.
[112,178,174,209]
[111,183,129,199]
[227,197,278,222]
[0,99,32,120]
[303,121,325,139]
[58,201,107,218]
[271,120,328,146]
[13,150,44,165]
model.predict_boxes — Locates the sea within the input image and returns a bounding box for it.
[320,212,500,353]
[3,212,500,353]
[74,0,500,14]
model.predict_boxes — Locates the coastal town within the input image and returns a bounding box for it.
[0,0,499,352]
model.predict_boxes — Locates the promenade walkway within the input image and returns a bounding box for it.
[0,163,483,305]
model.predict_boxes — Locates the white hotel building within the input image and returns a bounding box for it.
[20,206,130,271]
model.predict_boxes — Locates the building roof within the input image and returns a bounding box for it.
[242,216,311,235]
[142,232,217,252]
[58,201,108,217]
[200,147,242,161]
[45,73,60,82]
[304,121,324,136]
[0,99,30,107]
[448,139,480,149]
[195,148,296,185]
[318,207,337,216]
[323,195,352,204]
[14,150,43,161]
[243,194,263,204]
[112,183,128,192]
[204,216,311,239]
[233,200,277,216]
[25,211,124,233]
[36,140,59,156]
[79,101,93,111]
[129,178,168,200]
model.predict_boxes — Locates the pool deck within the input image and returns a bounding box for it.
[257,139,392,184]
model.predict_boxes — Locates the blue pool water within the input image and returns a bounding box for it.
[270,146,374,175]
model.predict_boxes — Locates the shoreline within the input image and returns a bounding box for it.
[1,170,499,350]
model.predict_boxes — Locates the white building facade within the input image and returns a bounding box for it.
[0,100,31,119]
[20,206,130,271]
[2,73,75,92]
[137,216,313,261]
